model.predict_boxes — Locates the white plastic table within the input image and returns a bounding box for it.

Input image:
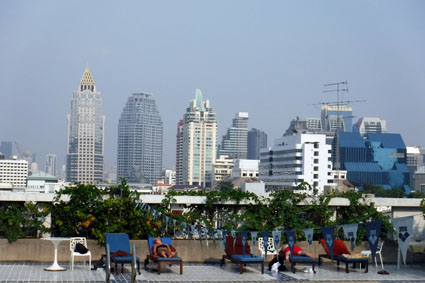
[42,237,70,271]
[397,240,425,269]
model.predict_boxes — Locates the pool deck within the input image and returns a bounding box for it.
[1,262,425,283]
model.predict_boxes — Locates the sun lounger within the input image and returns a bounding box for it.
[318,239,368,273]
[105,233,140,275]
[220,235,264,274]
[289,255,318,273]
[145,237,183,275]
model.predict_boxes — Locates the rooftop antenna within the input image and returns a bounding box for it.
[323,81,349,176]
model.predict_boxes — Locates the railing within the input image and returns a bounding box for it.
[105,244,111,283]
[131,243,137,283]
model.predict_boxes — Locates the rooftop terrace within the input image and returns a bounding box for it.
[2,262,425,283]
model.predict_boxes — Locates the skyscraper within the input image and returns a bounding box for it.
[178,89,217,187]
[117,93,163,184]
[247,128,267,160]
[45,154,57,177]
[321,105,353,132]
[66,66,105,184]
[175,120,184,185]
[219,112,249,159]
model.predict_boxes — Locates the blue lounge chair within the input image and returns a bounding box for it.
[145,237,183,275]
[220,235,264,274]
[318,239,368,273]
[105,233,140,275]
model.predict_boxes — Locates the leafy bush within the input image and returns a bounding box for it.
[0,202,49,243]
[50,179,161,244]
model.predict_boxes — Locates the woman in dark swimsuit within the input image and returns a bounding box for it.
[152,238,177,258]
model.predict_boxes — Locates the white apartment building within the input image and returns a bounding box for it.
[212,155,234,187]
[231,159,259,178]
[0,157,28,188]
[259,134,332,194]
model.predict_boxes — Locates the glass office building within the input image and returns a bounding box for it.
[219,112,249,159]
[117,93,163,184]
[337,132,410,192]
[248,128,267,160]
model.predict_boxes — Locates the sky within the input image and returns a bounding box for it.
[1,1,425,171]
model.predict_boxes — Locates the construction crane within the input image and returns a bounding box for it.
[13,141,22,159]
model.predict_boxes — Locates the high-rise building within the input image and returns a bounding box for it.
[259,134,333,194]
[66,66,105,184]
[178,89,217,187]
[336,132,410,192]
[0,141,12,159]
[175,120,184,185]
[117,93,163,184]
[45,154,57,177]
[219,112,249,159]
[284,117,322,136]
[321,105,353,132]
[352,117,387,135]
[247,128,267,160]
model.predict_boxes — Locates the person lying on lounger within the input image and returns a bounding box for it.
[268,243,315,270]
[282,244,315,262]
[152,238,178,258]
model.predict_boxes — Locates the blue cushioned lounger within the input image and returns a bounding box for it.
[145,237,183,275]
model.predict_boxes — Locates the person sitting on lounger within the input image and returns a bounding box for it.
[268,243,315,270]
[152,238,178,258]
[282,244,315,262]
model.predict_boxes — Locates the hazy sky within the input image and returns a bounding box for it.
[1,1,425,170]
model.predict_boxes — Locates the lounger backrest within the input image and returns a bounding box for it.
[105,233,130,253]
[224,235,251,256]
[320,239,350,256]
[224,235,234,256]
[148,237,173,255]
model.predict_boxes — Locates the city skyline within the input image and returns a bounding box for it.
[1,1,425,171]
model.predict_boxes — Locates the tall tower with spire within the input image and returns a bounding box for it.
[66,66,105,184]
[177,89,217,187]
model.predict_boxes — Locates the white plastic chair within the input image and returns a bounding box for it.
[70,237,91,270]
[361,241,384,269]
[258,237,277,257]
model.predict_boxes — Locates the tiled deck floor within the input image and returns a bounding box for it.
[1,262,425,283]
